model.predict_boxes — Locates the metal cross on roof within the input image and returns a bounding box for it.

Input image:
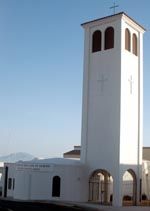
[110,2,119,14]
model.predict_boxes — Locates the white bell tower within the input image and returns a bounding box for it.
[81,12,145,206]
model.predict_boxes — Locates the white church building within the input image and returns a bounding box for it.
[2,12,147,206]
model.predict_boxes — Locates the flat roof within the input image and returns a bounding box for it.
[17,158,83,166]
[81,12,145,31]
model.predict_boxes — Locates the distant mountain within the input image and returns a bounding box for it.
[0,152,35,163]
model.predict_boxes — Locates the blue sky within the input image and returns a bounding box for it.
[0,0,150,158]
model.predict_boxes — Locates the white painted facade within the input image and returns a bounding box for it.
[3,160,150,203]
[3,159,87,202]
[142,161,150,200]
[81,13,145,206]
[1,12,146,207]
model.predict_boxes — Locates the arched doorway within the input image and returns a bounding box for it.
[89,169,113,205]
[122,169,137,206]
[52,176,61,197]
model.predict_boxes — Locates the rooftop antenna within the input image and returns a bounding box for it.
[110,1,119,14]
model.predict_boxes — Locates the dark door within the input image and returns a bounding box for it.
[4,166,8,197]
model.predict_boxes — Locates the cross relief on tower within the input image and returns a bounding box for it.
[128,75,134,94]
[97,73,108,93]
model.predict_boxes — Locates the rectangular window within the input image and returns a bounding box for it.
[8,178,12,190]
[13,178,15,190]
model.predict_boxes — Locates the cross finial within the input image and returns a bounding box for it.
[110,1,119,14]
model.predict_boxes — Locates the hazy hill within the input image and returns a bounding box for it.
[0,152,35,163]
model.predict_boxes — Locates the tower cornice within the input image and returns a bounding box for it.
[81,12,145,33]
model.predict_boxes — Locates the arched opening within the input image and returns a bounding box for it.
[104,27,114,50]
[92,30,102,53]
[52,176,61,197]
[89,169,113,205]
[132,33,138,56]
[125,28,131,51]
[122,169,137,206]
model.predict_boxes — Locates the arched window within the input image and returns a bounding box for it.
[52,176,61,197]
[104,27,114,50]
[92,30,101,53]
[132,33,138,56]
[125,28,131,51]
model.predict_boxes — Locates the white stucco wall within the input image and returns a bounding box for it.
[120,20,141,166]
[142,161,150,200]
[3,159,87,202]
[81,13,145,206]
[81,15,122,175]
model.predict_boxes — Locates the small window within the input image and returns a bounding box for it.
[125,28,131,51]
[132,33,137,56]
[8,178,12,190]
[104,27,114,50]
[52,176,61,197]
[13,178,15,190]
[92,30,102,53]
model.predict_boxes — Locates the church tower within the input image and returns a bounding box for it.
[81,12,145,206]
